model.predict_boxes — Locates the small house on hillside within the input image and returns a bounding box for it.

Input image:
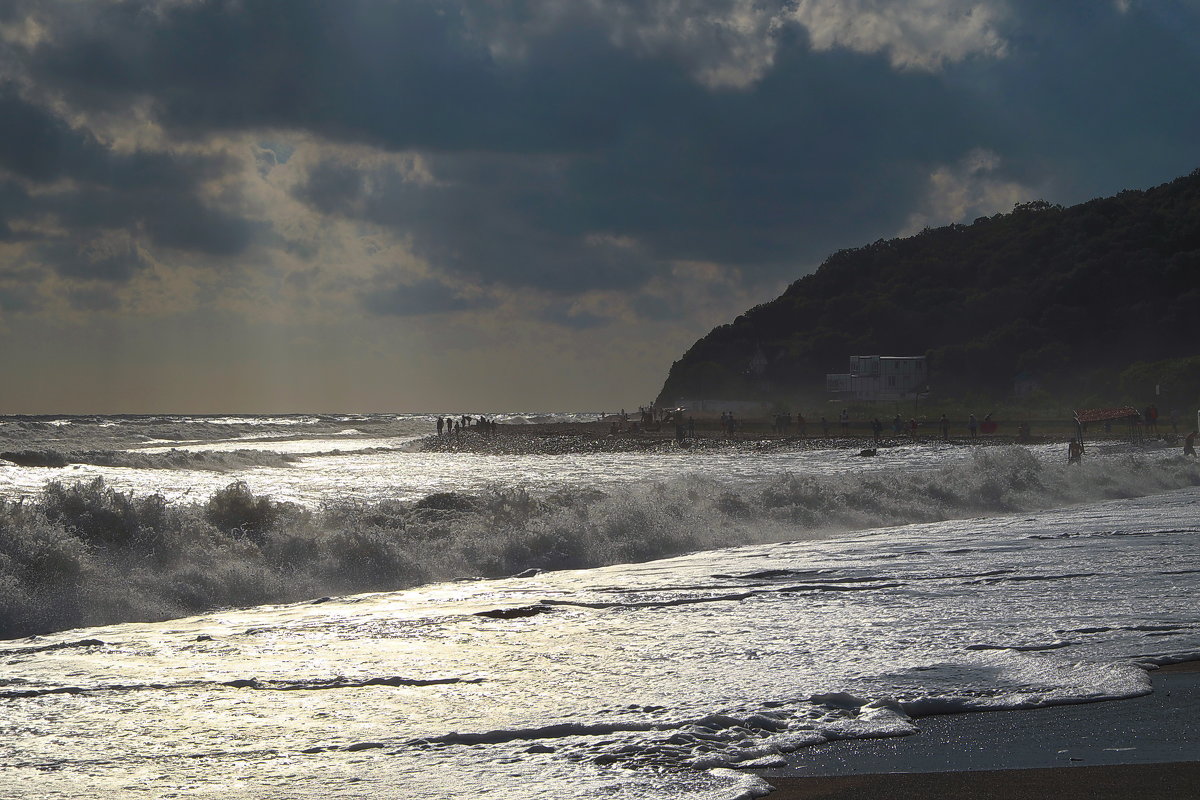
[826,355,927,401]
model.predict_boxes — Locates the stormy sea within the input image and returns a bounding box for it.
[1,413,1197,799]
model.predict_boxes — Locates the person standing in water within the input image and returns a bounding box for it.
[1185,430,1197,459]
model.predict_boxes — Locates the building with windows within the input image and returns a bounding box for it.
[826,355,928,401]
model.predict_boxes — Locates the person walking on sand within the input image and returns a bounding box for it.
[909,418,919,441]
[940,414,949,441]
[1185,431,1197,459]
[871,418,883,443]
[821,416,830,437]
[968,414,978,440]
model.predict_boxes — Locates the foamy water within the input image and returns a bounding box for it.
[0,414,1197,798]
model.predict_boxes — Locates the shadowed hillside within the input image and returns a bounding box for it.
[657,169,1200,408]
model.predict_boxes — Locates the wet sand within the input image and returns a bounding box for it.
[759,762,1200,799]
[757,661,1200,799]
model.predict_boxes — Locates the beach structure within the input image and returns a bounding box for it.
[826,355,927,401]
[1073,406,1141,442]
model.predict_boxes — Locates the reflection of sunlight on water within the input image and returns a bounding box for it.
[0,412,1195,800]
[134,435,425,456]
[0,489,1195,799]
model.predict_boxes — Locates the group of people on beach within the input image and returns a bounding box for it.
[435,415,497,435]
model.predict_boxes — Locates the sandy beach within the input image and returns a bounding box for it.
[756,661,1200,799]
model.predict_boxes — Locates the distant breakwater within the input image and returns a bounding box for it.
[417,422,1032,457]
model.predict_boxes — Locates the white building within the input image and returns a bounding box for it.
[826,355,928,401]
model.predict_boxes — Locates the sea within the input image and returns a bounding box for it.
[0,413,1197,799]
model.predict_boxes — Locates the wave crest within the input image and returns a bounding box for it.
[1,448,1196,638]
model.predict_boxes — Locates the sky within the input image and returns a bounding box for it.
[0,0,1197,413]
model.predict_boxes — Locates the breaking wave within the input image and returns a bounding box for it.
[1,447,1196,638]
[0,449,298,470]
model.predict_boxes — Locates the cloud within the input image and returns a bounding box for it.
[538,303,611,330]
[362,276,488,317]
[65,284,120,312]
[901,148,1034,233]
[787,0,1009,70]
[0,83,265,272]
[5,1,1197,302]
[0,0,1198,410]
[39,234,152,282]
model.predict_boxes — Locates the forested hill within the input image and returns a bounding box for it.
[656,169,1200,407]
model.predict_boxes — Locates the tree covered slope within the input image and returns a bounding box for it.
[656,169,1200,406]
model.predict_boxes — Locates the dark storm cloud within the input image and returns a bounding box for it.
[976,0,1200,199]
[23,0,957,290]
[0,180,30,241]
[26,0,546,150]
[7,0,1200,302]
[538,305,610,330]
[296,154,662,294]
[36,240,148,283]
[65,285,120,312]
[0,286,39,313]
[0,84,109,182]
[362,277,487,317]
[284,35,985,295]
[0,83,263,267]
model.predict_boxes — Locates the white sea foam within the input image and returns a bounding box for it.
[1,488,1196,797]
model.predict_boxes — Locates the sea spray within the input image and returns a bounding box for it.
[1,448,1196,638]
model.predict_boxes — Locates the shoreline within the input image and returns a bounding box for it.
[755,661,1200,799]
